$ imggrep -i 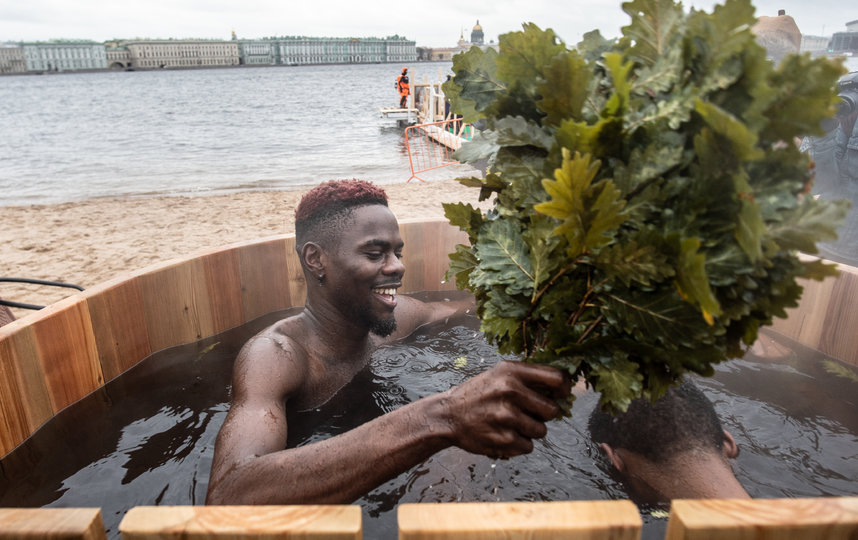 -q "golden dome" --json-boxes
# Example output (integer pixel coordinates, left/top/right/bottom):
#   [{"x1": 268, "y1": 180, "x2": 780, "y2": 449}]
[{"x1": 473, "y1": 20, "x2": 483, "y2": 31}]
